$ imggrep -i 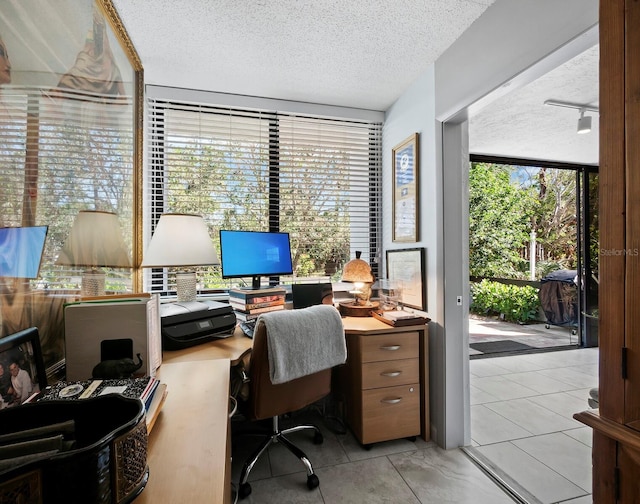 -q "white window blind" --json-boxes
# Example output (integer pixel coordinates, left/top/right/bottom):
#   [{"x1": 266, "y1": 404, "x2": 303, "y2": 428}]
[
  {"x1": 146, "y1": 98, "x2": 382, "y2": 294},
  {"x1": 0, "y1": 87, "x2": 134, "y2": 291}
]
